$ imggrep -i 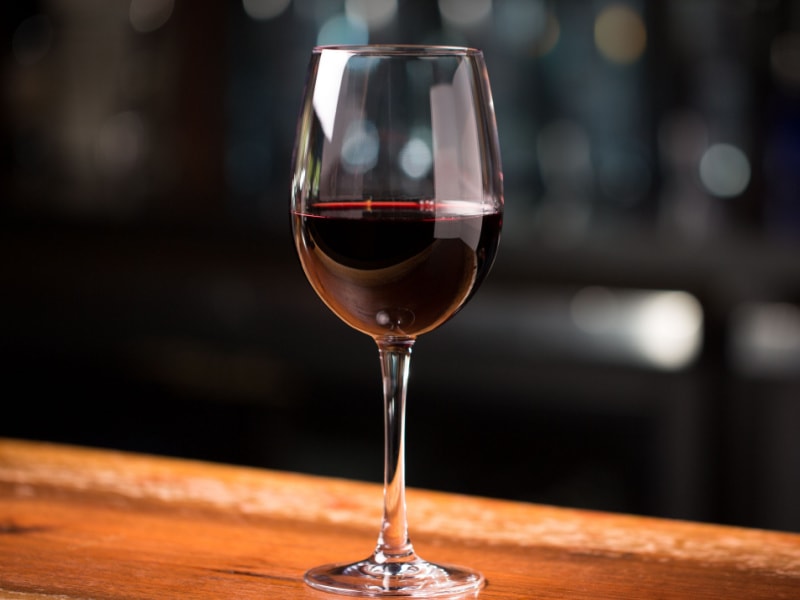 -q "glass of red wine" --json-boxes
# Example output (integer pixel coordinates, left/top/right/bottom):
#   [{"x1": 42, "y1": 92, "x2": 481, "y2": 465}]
[{"x1": 291, "y1": 45, "x2": 503, "y2": 597}]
